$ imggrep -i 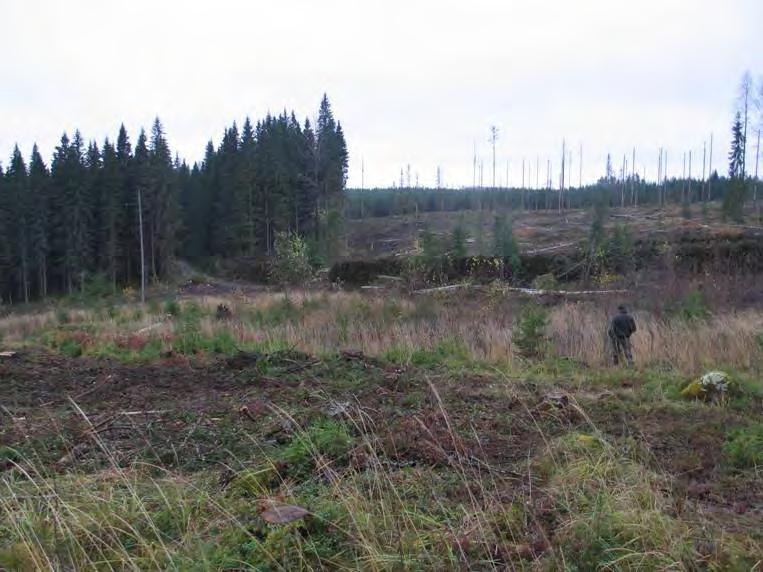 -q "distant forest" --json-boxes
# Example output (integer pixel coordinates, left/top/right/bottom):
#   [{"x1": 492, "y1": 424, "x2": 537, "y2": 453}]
[
  {"x1": 344, "y1": 166, "x2": 763, "y2": 219},
  {"x1": 0, "y1": 95, "x2": 348, "y2": 303},
  {"x1": 344, "y1": 172, "x2": 738, "y2": 219}
]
